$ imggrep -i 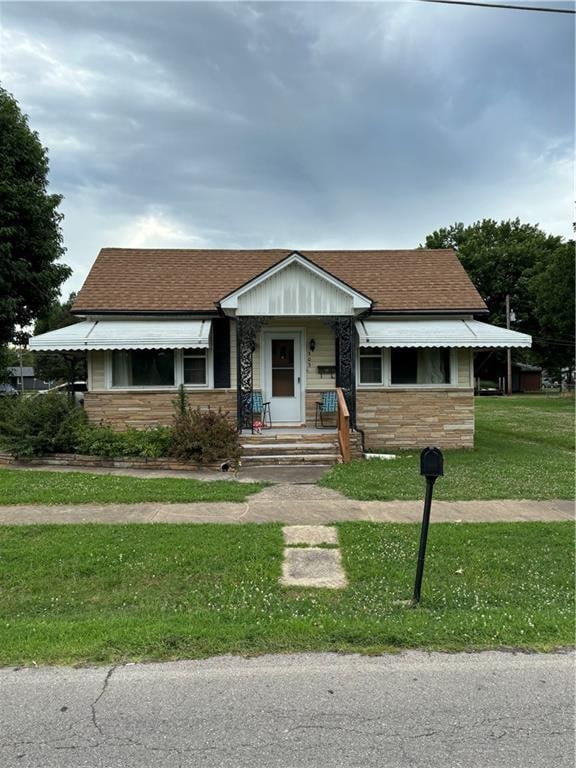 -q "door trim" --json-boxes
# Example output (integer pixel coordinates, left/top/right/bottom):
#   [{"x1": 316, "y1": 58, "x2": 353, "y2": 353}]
[{"x1": 261, "y1": 328, "x2": 306, "y2": 425}]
